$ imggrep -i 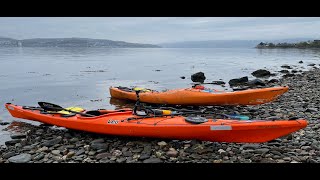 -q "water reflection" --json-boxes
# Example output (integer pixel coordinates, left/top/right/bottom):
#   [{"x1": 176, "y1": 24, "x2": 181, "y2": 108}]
[{"x1": 109, "y1": 97, "x2": 135, "y2": 109}]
